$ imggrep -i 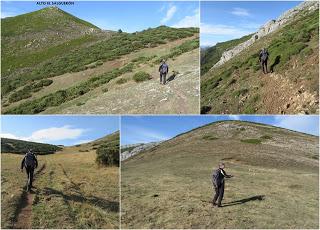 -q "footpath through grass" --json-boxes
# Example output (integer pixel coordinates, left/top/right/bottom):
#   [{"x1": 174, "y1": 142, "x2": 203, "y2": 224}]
[{"x1": 1, "y1": 152, "x2": 119, "y2": 229}]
